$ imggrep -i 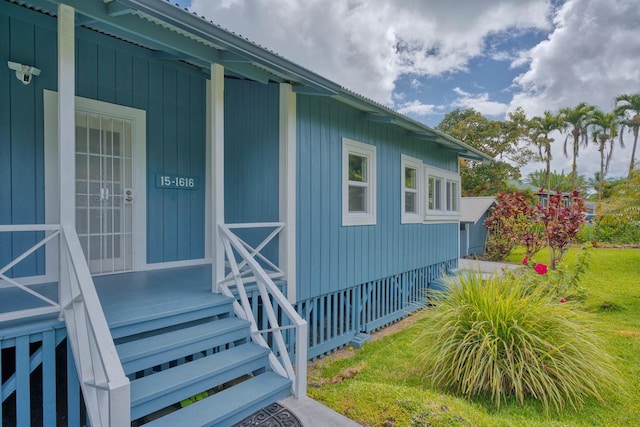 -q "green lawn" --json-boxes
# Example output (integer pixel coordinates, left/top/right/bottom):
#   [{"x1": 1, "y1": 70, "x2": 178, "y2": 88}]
[{"x1": 307, "y1": 248, "x2": 640, "y2": 426}]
